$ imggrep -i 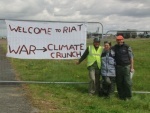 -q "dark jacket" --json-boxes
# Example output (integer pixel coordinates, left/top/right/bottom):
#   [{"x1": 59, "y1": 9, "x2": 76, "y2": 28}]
[{"x1": 113, "y1": 43, "x2": 131, "y2": 66}]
